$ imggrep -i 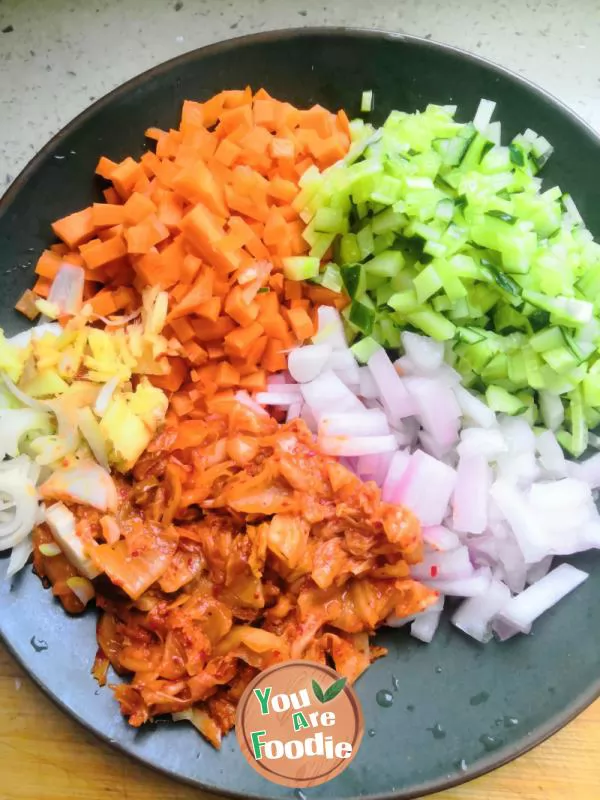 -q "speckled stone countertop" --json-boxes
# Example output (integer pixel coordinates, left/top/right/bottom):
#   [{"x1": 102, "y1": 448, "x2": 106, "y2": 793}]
[{"x1": 0, "y1": 0, "x2": 599, "y2": 193}]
